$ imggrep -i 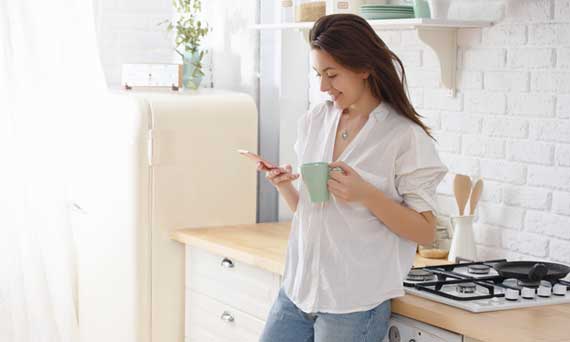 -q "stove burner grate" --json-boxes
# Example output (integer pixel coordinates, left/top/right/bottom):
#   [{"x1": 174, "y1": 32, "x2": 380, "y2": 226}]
[
  {"x1": 406, "y1": 269, "x2": 435, "y2": 282},
  {"x1": 468, "y1": 264, "x2": 491, "y2": 275}
]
